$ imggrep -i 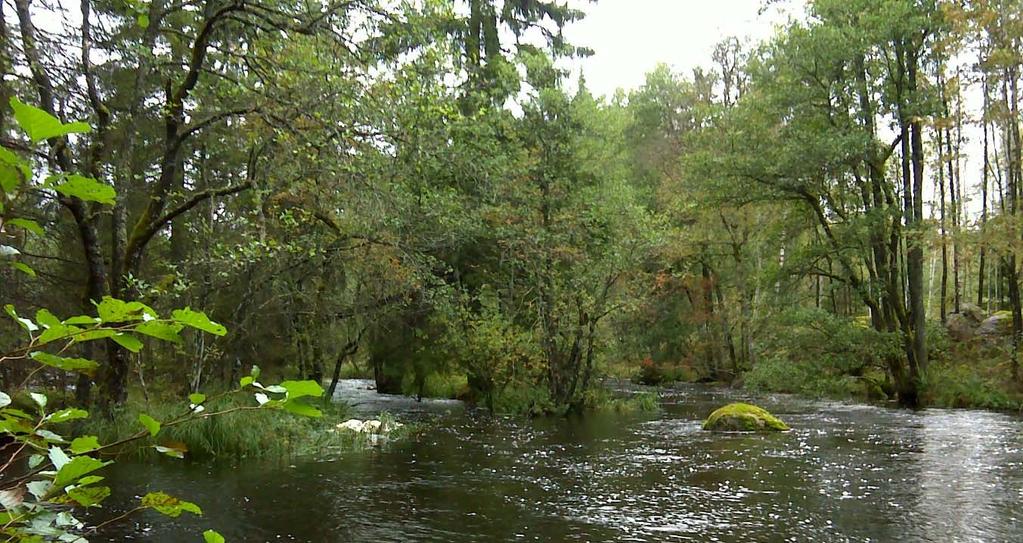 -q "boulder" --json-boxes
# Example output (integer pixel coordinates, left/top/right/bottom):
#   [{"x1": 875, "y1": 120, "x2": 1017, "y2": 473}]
[
  {"x1": 945, "y1": 303, "x2": 987, "y2": 342},
  {"x1": 945, "y1": 312, "x2": 978, "y2": 341},
  {"x1": 959, "y1": 303, "x2": 986, "y2": 323},
  {"x1": 977, "y1": 311, "x2": 1013, "y2": 338},
  {"x1": 702, "y1": 402, "x2": 789, "y2": 432}
]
